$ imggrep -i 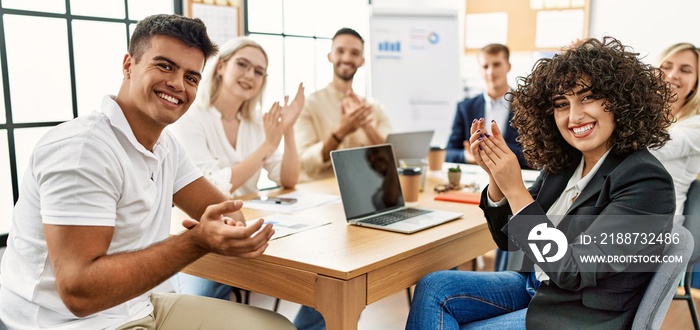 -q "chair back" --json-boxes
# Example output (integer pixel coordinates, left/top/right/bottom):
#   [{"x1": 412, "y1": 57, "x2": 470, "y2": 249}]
[
  {"x1": 683, "y1": 179, "x2": 700, "y2": 264},
  {"x1": 632, "y1": 224, "x2": 693, "y2": 330}
]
